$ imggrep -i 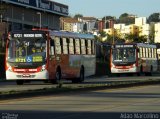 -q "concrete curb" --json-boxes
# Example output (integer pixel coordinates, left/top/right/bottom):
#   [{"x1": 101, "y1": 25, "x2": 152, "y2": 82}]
[{"x1": 0, "y1": 79, "x2": 160, "y2": 100}]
